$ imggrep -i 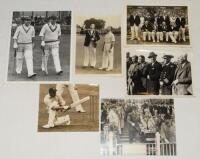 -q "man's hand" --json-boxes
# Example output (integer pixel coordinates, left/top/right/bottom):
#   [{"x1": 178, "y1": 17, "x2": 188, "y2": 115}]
[
  {"x1": 160, "y1": 81, "x2": 164, "y2": 86},
  {"x1": 131, "y1": 123, "x2": 135, "y2": 126},
  {"x1": 41, "y1": 41, "x2": 45, "y2": 47},
  {"x1": 147, "y1": 75, "x2": 150, "y2": 80},
  {"x1": 172, "y1": 79, "x2": 179, "y2": 85},
  {"x1": 13, "y1": 42, "x2": 18, "y2": 49}
]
